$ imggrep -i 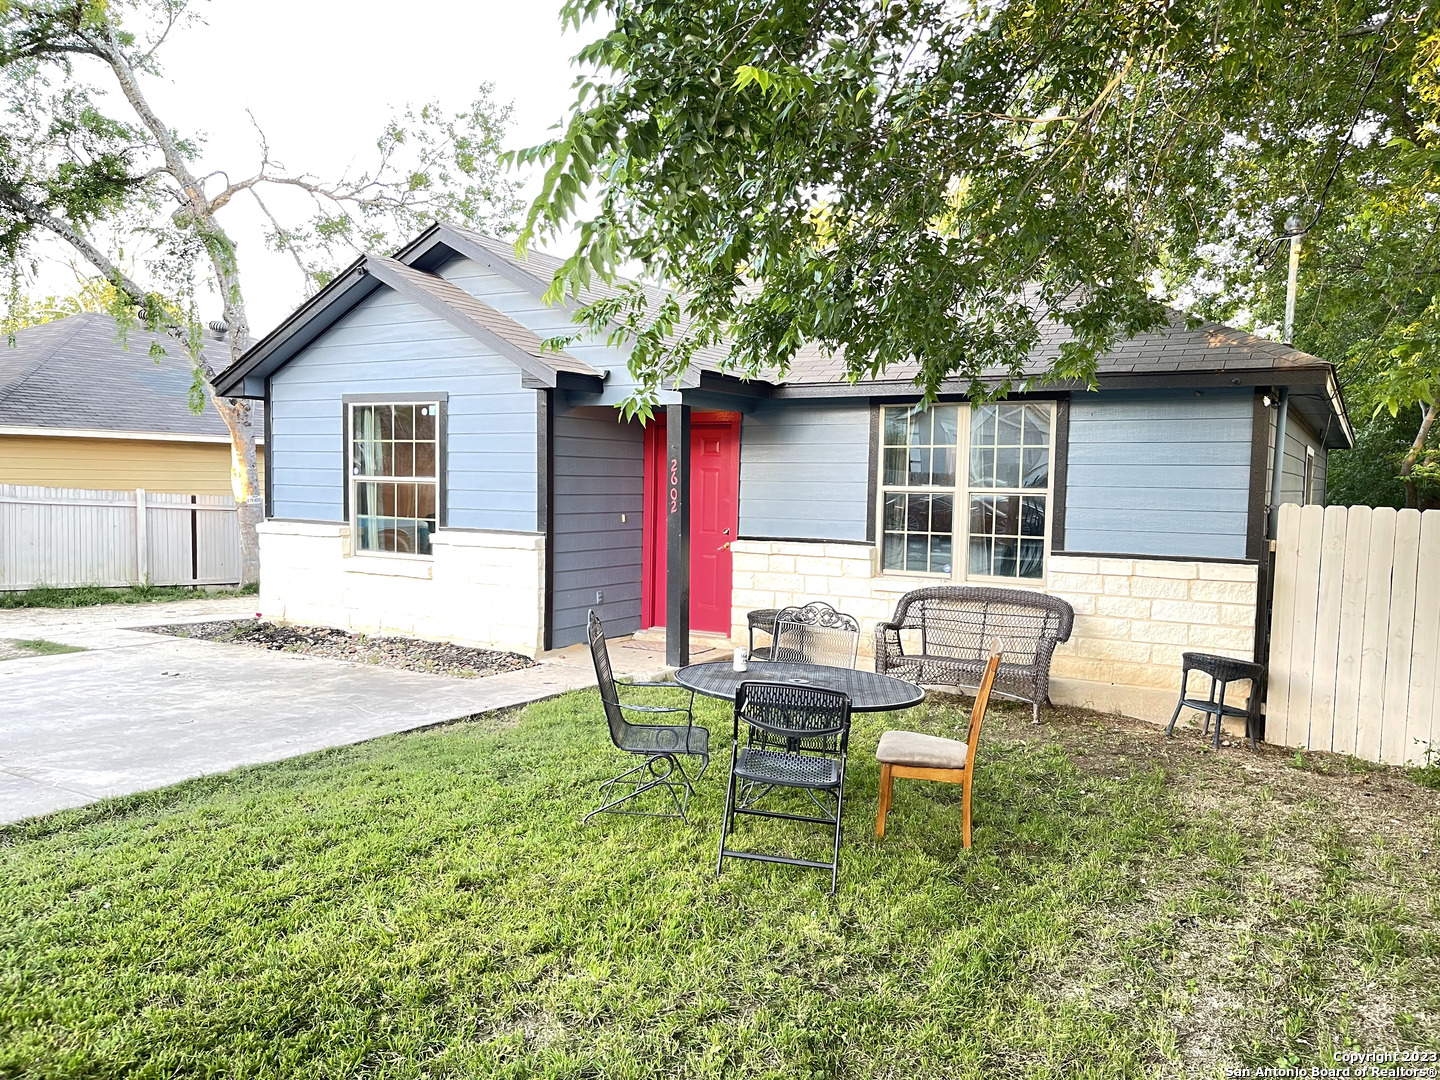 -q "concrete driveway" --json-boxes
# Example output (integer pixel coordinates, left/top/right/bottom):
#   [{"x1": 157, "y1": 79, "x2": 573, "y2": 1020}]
[{"x1": 0, "y1": 598, "x2": 683, "y2": 825}]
